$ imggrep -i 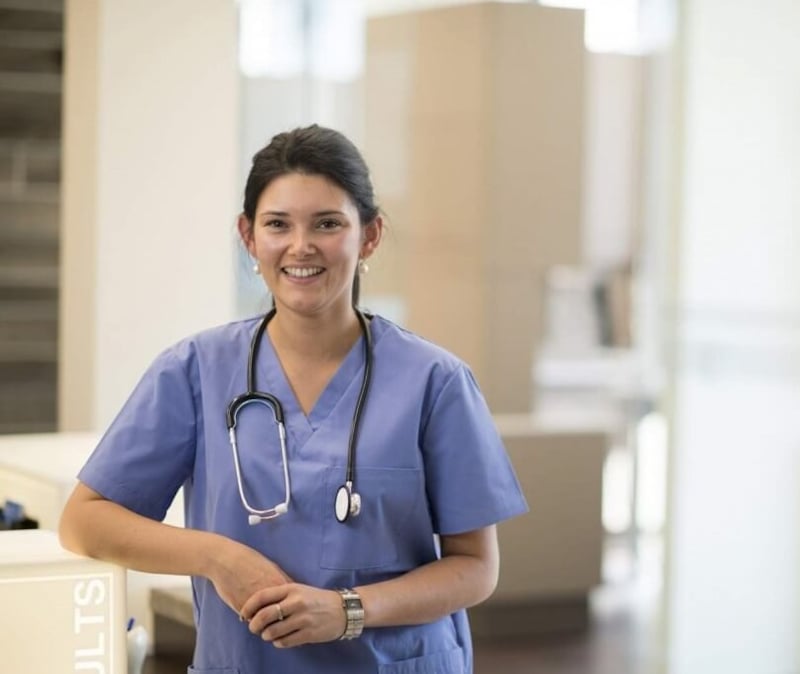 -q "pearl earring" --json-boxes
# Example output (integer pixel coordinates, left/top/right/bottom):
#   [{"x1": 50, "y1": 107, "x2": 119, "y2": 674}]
[
  {"x1": 358, "y1": 259, "x2": 369, "y2": 275},
  {"x1": 253, "y1": 262, "x2": 260, "y2": 274}
]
